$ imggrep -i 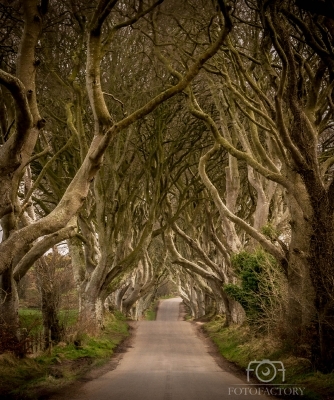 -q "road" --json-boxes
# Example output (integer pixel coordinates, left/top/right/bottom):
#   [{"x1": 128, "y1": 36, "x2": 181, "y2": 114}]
[{"x1": 65, "y1": 298, "x2": 270, "y2": 400}]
